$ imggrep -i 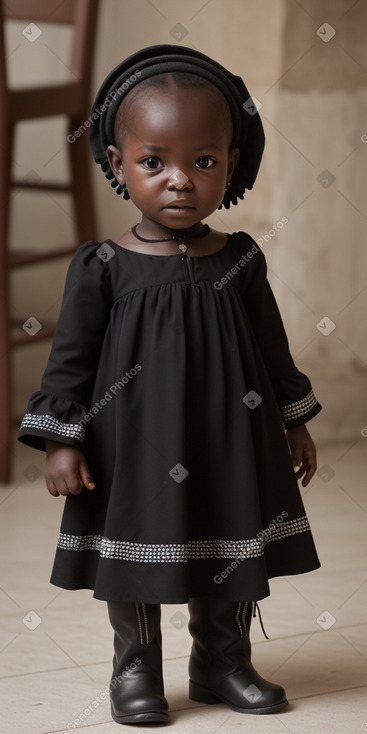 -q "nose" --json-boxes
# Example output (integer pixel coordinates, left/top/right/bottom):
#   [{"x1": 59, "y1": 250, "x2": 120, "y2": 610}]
[{"x1": 168, "y1": 169, "x2": 191, "y2": 189}]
